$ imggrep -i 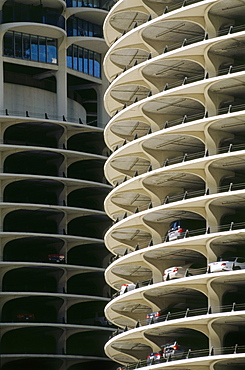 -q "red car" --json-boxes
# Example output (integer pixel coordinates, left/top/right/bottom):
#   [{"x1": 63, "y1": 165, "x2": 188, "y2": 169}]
[
  {"x1": 16, "y1": 312, "x2": 35, "y2": 321},
  {"x1": 48, "y1": 254, "x2": 65, "y2": 263}
]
